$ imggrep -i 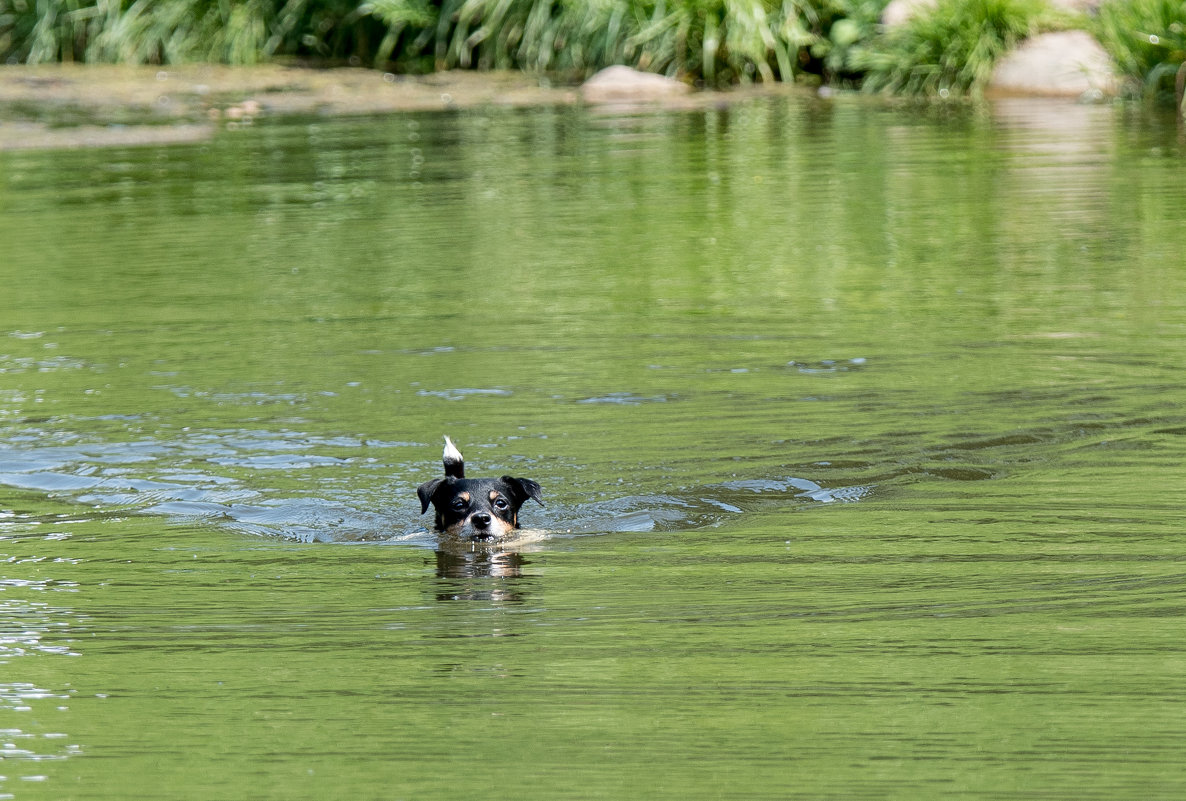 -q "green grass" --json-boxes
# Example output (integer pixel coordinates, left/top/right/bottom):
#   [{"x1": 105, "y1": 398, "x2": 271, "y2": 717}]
[
  {"x1": 0, "y1": 0, "x2": 887, "y2": 85},
  {"x1": 1094, "y1": 0, "x2": 1186, "y2": 105},
  {"x1": 3, "y1": 0, "x2": 385, "y2": 66},
  {"x1": 367, "y1": 0, "x2": 884, "y2": 82}
]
